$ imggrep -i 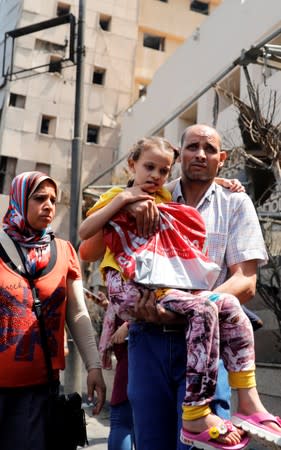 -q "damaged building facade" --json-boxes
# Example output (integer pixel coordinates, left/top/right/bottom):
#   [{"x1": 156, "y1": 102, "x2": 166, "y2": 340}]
[{"x1": 0, "y1": 0, "x2": 221, "y2": 233}]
